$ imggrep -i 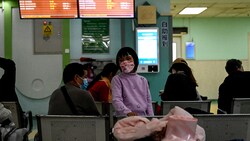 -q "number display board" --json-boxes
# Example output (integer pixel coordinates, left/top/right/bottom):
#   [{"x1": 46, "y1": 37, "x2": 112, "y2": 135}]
[{"x1": 19, "y1": 0, "x2": 78, "y2": 19}]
